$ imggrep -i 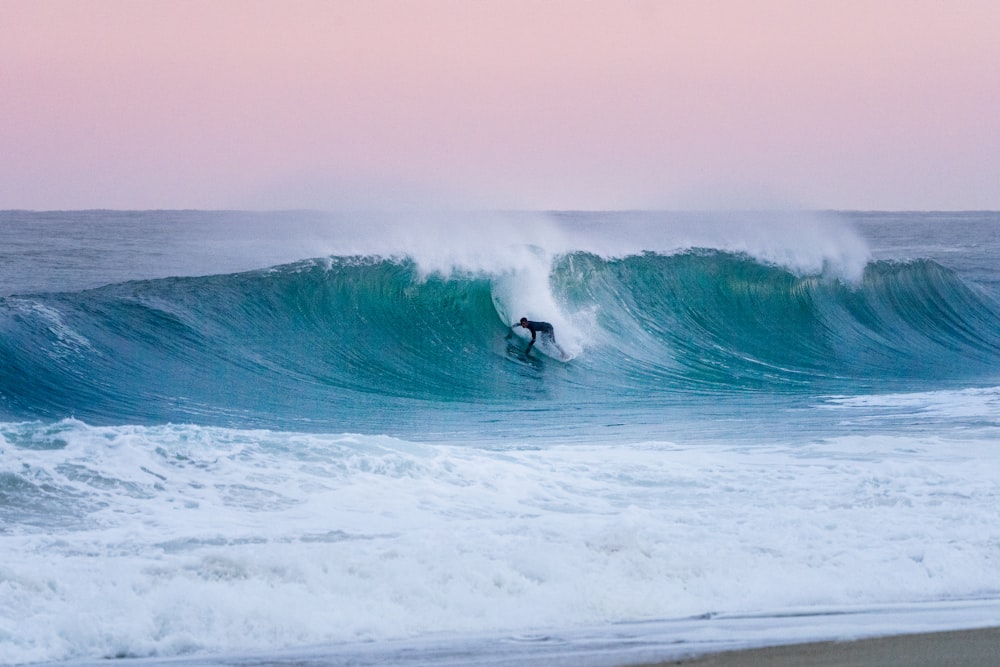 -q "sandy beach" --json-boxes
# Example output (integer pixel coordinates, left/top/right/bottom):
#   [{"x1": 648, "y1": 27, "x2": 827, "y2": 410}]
[{"x1": 645, "y1": 626, "x2": 1000, "y2": 666}]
